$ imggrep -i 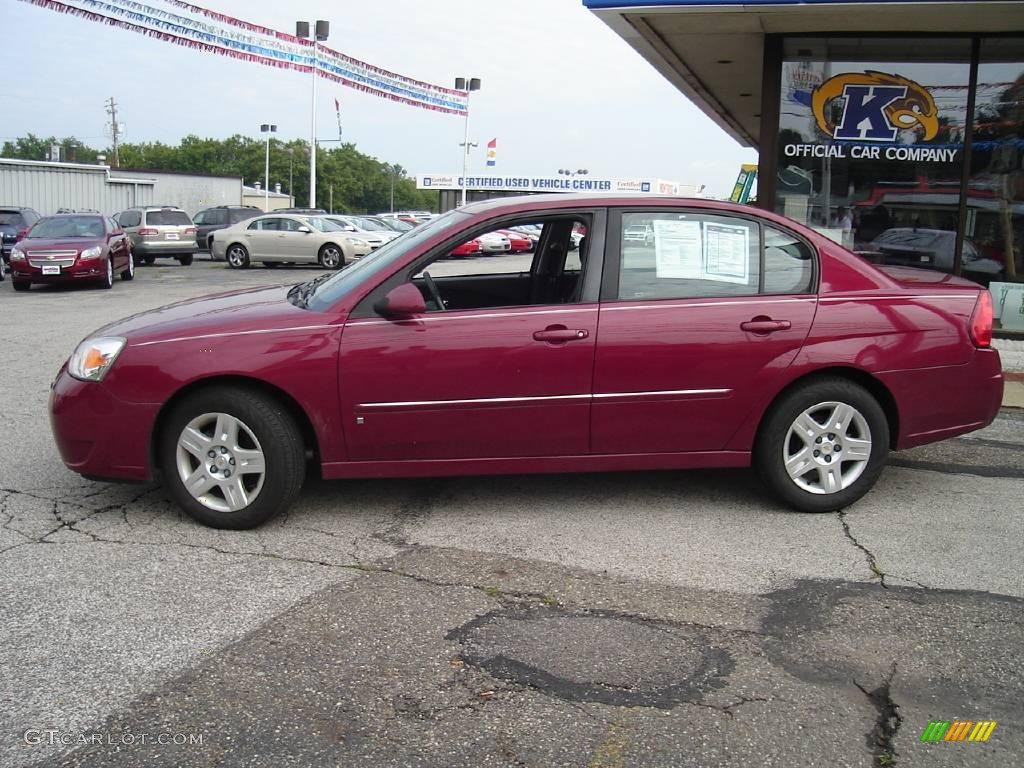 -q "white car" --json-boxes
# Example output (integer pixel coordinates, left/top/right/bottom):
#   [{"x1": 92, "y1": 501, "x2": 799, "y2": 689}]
[
  {"x1": 210, "y1": 213, "x2": 365, "y2": 269},
  {"x1": 324, "y1": 216, "x2": 400, "y2": 250},
  {"x1": 477, "y1": 231, "x2": 511, "y2": 254}
]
